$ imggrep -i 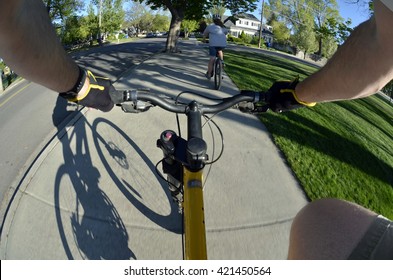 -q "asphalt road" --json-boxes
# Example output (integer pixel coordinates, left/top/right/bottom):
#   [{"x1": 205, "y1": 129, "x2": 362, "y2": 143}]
[{"x1": 0, "y1": 38, "x2": 166, "y2": 219}]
